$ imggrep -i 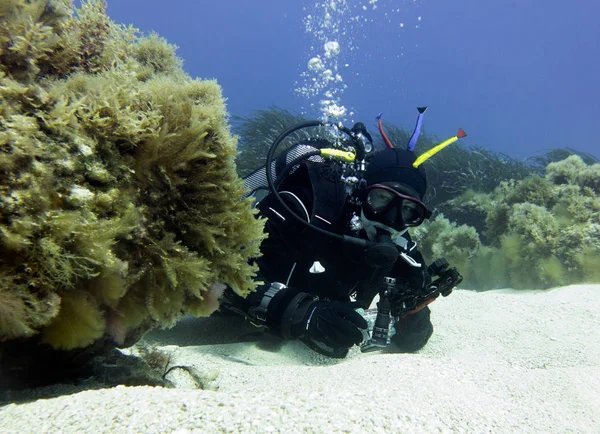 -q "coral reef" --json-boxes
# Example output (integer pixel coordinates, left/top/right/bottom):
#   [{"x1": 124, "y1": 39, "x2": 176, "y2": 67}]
[
  {"x1": 415, "y1": 155, "x2": 600, "y2": 289},
  {"x1": 0, "y1": 0, "x2": 265, "y2": 351}
]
